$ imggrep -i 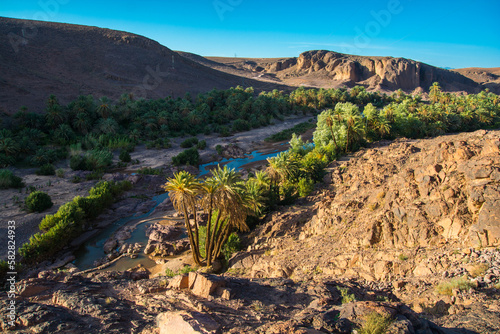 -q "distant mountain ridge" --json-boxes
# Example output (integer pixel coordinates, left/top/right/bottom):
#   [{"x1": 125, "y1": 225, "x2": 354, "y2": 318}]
[
  {"x1": 0, "y1": 17, "x2": 286, "y2": 114},
  {"x1": 0, "y1": 17, "x2": 497, "y2": 114},
  {"x1": 203, "y1": 50, "x2": 493, "y2": 94}
]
